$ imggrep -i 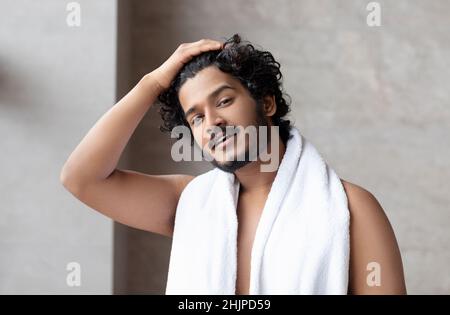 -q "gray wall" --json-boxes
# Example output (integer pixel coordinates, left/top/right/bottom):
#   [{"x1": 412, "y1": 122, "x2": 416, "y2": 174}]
[
  {"x1": 0, "y1": 0, "x2": 115, "y2": 293},
  {"x1": 116, "y1": 0, "x2": 450, "y2": 294}
]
